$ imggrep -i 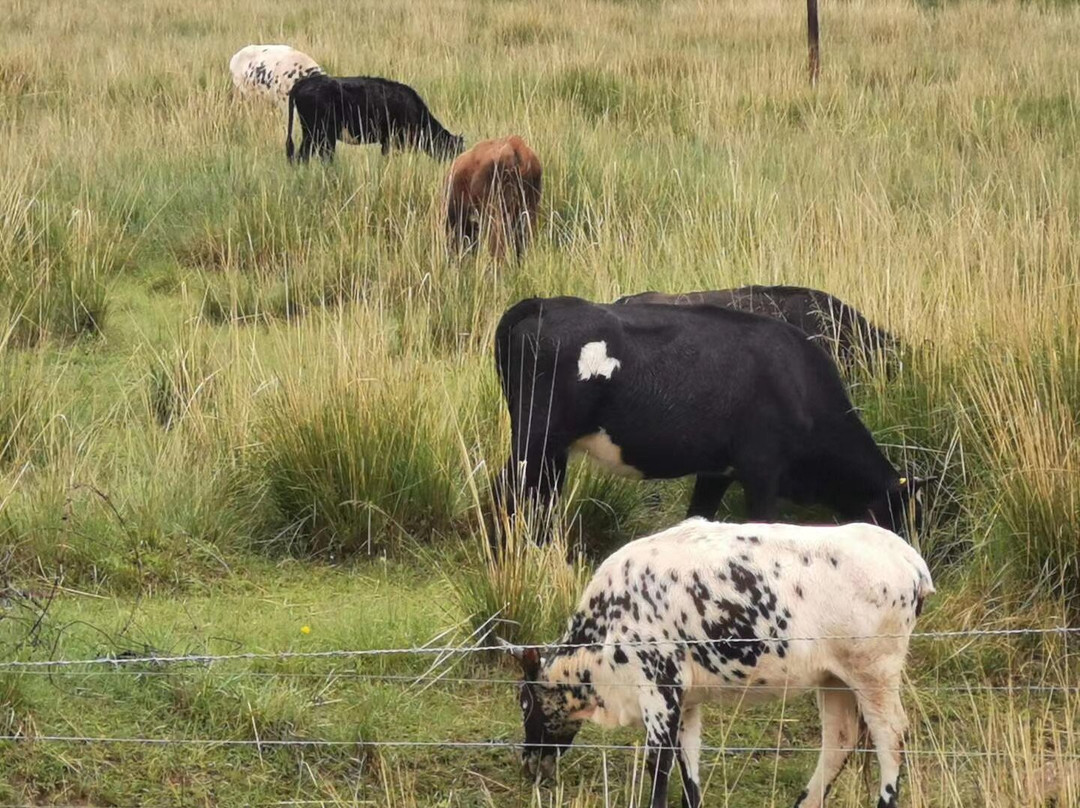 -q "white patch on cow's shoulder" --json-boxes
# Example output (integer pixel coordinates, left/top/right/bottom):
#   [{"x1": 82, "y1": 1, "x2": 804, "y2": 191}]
[
  {"x1": 572, "y1": 429, "x2": 643, "y2": 479},
  {"x1": 577, "y1": 341, "x2": 621, "y2": 380}
]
